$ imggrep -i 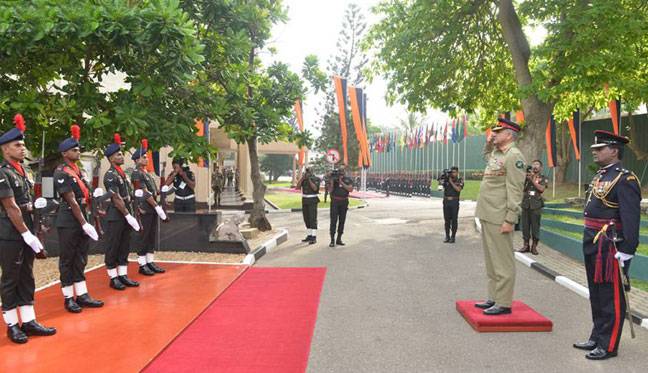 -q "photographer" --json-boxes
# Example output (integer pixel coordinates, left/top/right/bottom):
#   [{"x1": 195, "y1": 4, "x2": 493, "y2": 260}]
[
  {"x1": 517, "y1": 160, "x2": 548, "y2": 255},
  {"x1": 164, "y1": 157, "x2": 196, "y2": 212},
  {"x1": 296, "y1": 167, "x2": 321, "y2": 244},
  {"x1": 438, "y1": 166, "x2": 464, "y2": 243},
  {"x1": 328, "y1": 166, "x2": 354, "y2": 247}
]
